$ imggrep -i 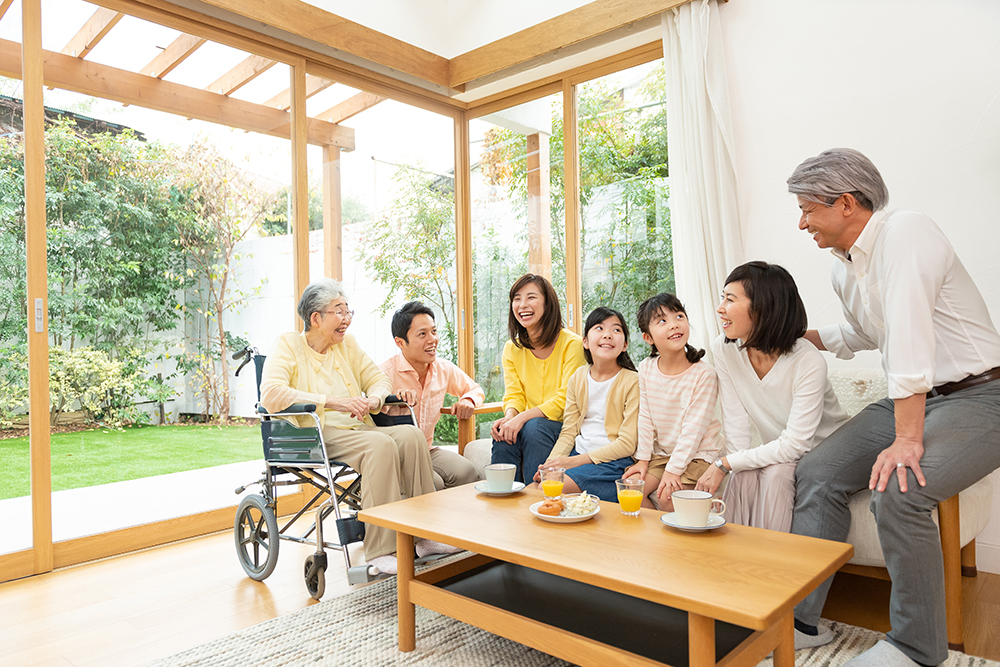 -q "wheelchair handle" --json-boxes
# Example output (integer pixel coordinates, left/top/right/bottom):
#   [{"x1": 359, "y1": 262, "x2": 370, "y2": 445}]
[{"x1": 232, "y1": 345, "x2": 258, "y2": 377}]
